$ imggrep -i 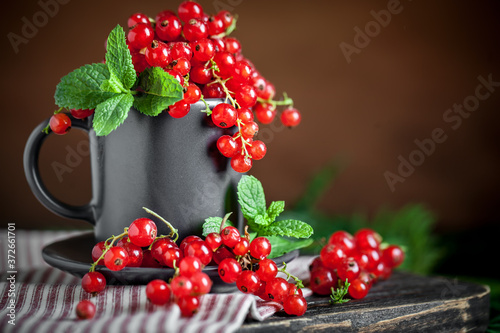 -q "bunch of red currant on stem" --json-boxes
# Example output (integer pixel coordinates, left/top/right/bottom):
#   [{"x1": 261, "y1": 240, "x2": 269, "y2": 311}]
[
  {"x1": 309, "y1": 228, "x2": 404, "y2": 301},
  {"x1": 49, "y1": 1, "x2": 302, "y2": 174},
  {"x1": 78, "y1": 208, "x2": 307, "y2": 319}
]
